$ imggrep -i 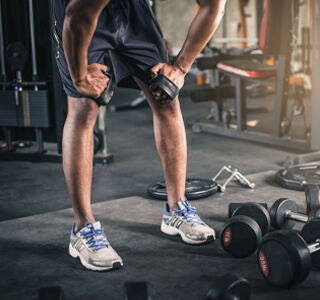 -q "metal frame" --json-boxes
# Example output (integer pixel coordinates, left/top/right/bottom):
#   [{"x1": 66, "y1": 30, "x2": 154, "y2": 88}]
[{"x1": 192, "y1": 0, "x2": 314, "y2": 151}]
